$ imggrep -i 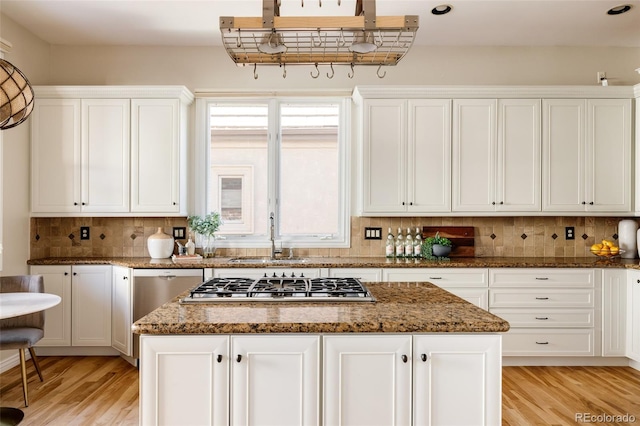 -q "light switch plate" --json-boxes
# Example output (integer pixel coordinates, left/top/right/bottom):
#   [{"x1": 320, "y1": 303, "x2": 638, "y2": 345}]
[{"x1": 365, "y1": 227, "x2": 382, "y2": 240}]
